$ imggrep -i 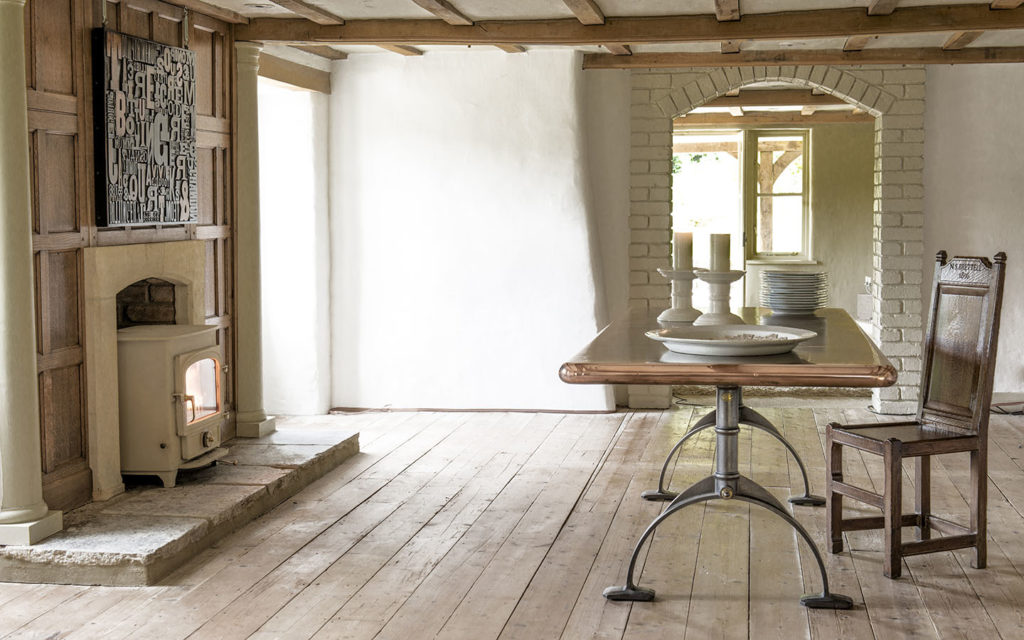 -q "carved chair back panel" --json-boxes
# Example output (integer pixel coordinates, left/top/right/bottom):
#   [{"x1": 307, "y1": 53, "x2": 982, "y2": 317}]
[{"x1": 919, "y1": 253, "x2": 1006, "y2": 434}]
